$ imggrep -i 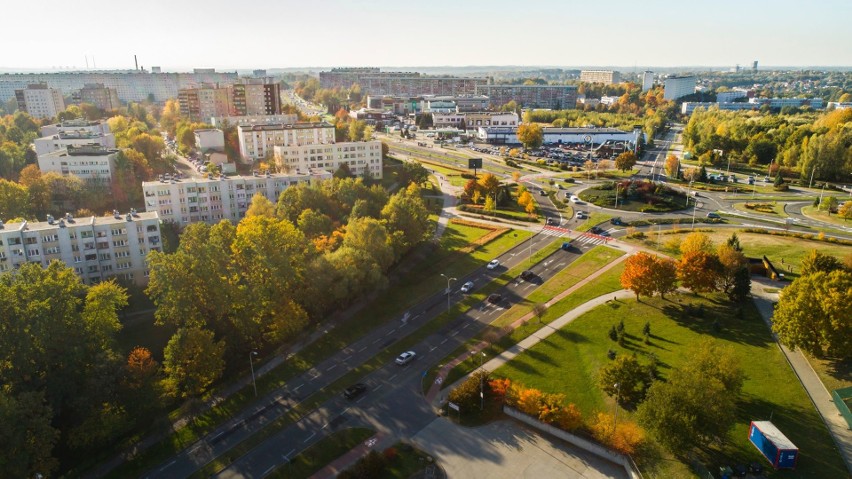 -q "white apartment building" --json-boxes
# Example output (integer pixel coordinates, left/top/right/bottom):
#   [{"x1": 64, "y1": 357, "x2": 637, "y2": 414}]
[
  {"x1": 663, "y1": 76, "x2": 697, "y2": 100},
  {"x1": 34, "y1": 130, "x2": 116, "y2": 156},
  {"x1": 716, "y1": 89, "x2": 749, "y2": 102},
  {"x1": 194, "y1": 129, "x2": 225, "y2": 152},
  {"x1": 828, "y1": 102, "x2": 852, "y2": 110},
  {"x1": 274, "y1": 142, "x2": 383, "y2": 179},
  {"x1": 600, "y1": 96, "x2": 620, "y2": 106},
  {"x1": 15, "y1": 84, "x2": 65, "y2": 119},
  {"x1": 37, "y1": 144, "x2": 116, "y2": 184},
  {"x1": 641, "y1": 71, "x2": 654, "y2": 92},
  {"x1": 142, "y1": 170, "x2": 332, "y2": 227},
  {"x1": 0, "y1": 211, "x2": 161, "y2": 286},
  {"x1": 580, "y1": 70, "x2": 621, "y2": 85},
  {"x1": 748, "y1": 97, "x2": 824, "y2": 109},
  {"x1": 237, "y1": 122, "x2": 335, "y2": 162},
  {"x1": 431, "y1": 111, "x2": 518, "y2": 129},
  {"x1": 210, "y1": 114, "x2": 299, "y2": 128},
  {"x1": 40, "y1": 119, "x2": 111, "y2": 137},
  {"x1": 577, "y1": 97, "x2": 600, "y2": 107}
]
